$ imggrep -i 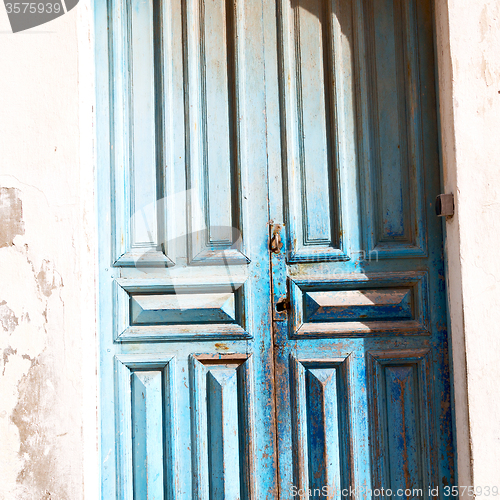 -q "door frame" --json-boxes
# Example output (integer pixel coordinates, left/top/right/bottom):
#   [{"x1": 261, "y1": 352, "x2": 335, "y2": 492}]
[
  {"x1": 85, "y1": 0, "x2": 472, "y2": 496},
  {"x1": 432, "y1": 0, "x2": 472, "y2": 490}
]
